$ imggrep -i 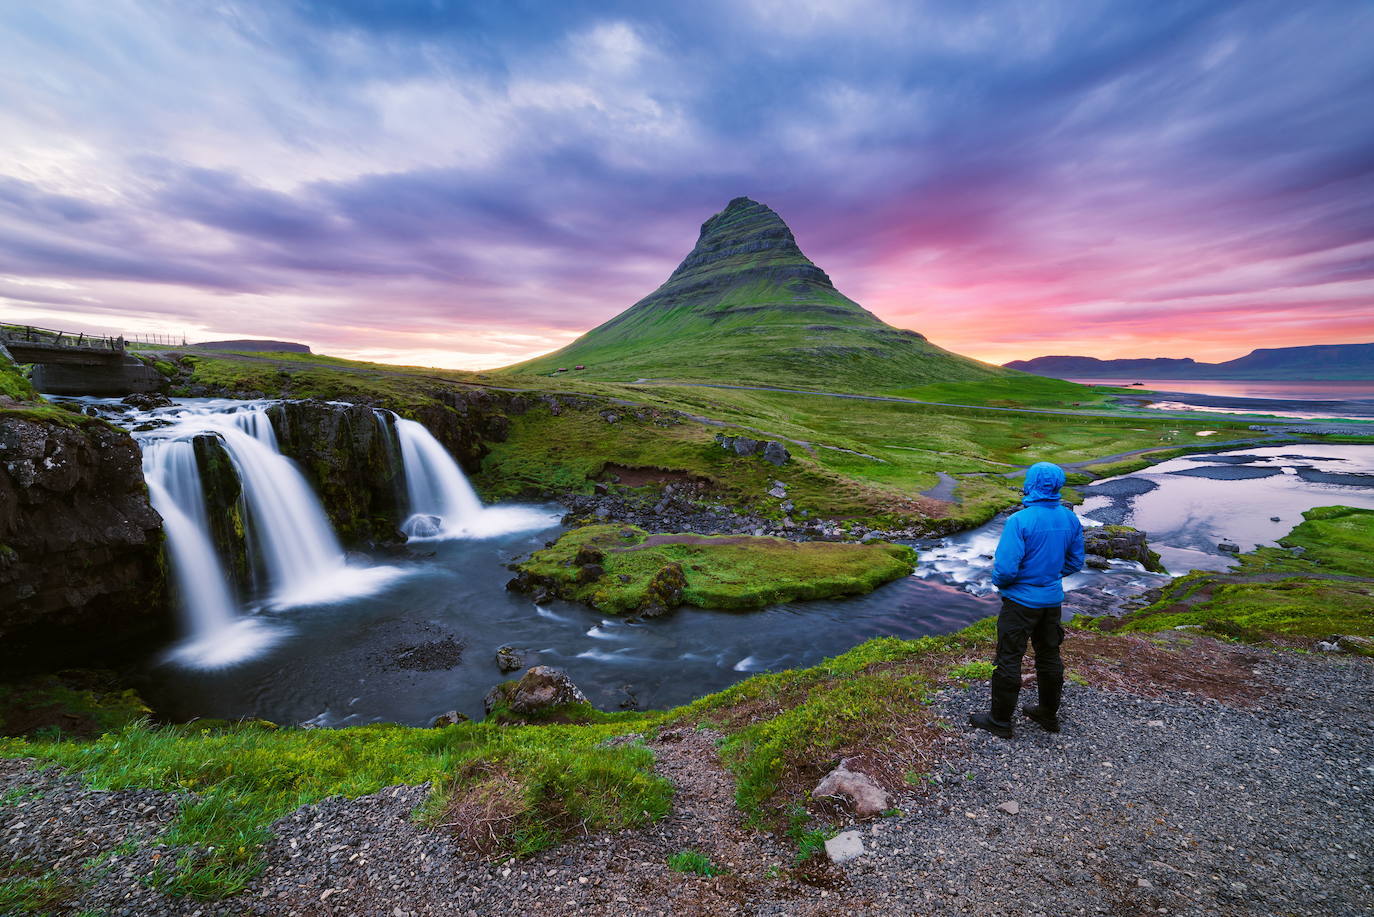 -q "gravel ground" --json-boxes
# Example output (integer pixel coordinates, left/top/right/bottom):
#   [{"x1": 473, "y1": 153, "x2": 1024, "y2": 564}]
[{"x1": 2, "y1": 647, "x2": 1370, "y2": 916}]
